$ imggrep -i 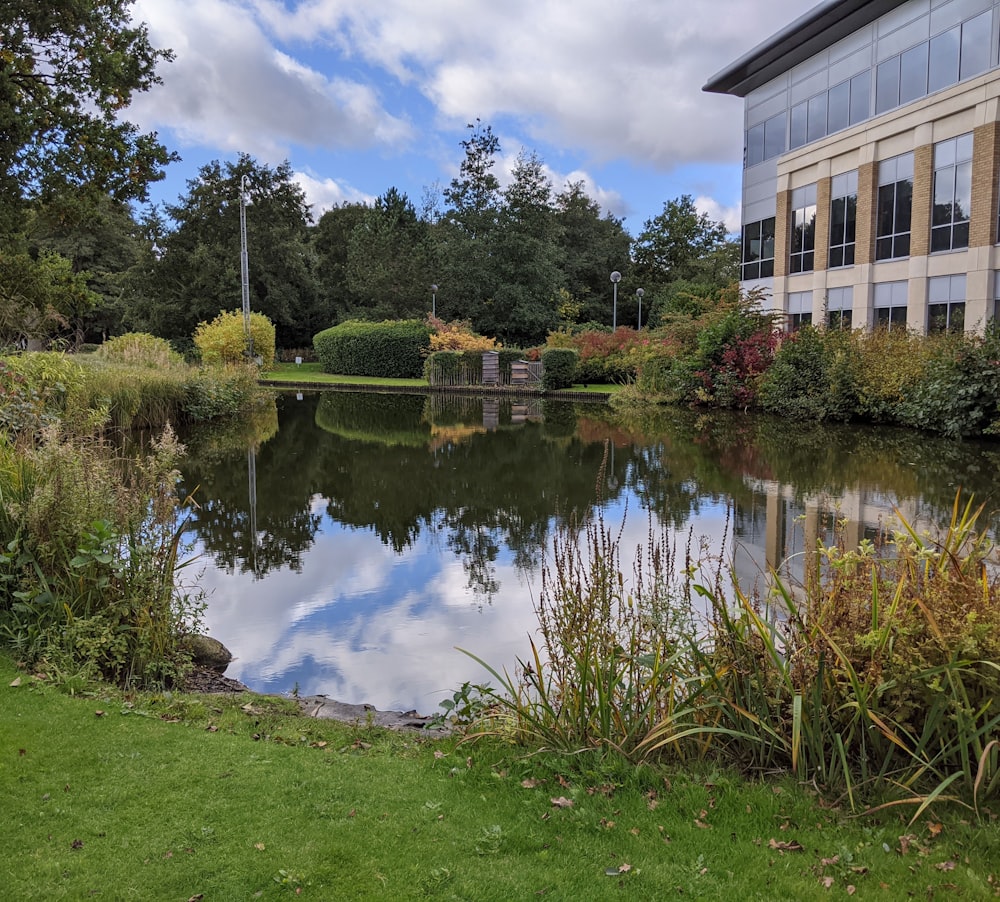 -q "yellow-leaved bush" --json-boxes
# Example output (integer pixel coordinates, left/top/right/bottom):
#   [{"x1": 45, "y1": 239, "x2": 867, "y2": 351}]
[
  {"x1": 193, "y1": 310, "x2": 276, "y2": 369},
  {"x1": 426, "y1": 314, "x2": 499, "y2": 352}
]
